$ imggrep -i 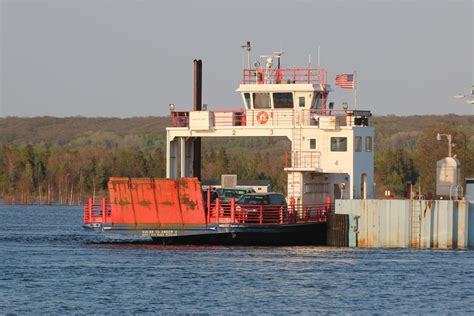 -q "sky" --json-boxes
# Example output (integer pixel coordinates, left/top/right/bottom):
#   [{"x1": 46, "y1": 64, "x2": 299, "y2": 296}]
[{"x1": 0, "y1": 0, "x2": 472, "y2": 117}]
